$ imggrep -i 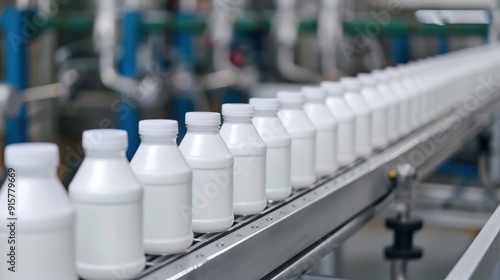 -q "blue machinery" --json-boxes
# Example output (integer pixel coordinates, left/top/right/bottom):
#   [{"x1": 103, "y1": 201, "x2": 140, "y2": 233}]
[
  {"x1": 3, "y1": 6, "x2": 30, "y2": 144},
  {"x1": 120, "y1": 10, "x2": 141, "y2": 159}
]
